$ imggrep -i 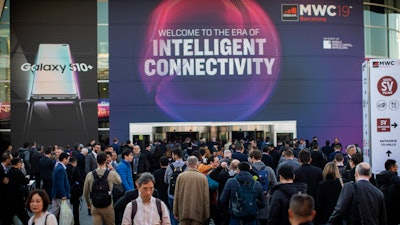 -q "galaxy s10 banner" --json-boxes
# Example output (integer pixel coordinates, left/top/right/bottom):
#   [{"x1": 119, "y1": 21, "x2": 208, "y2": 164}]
[
  {"x1": 110, "y1": 0, "x2": 365, "y2": 145},
  {"x1": 10, "y1": 0, "x2": 98, "y2": 147}
]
